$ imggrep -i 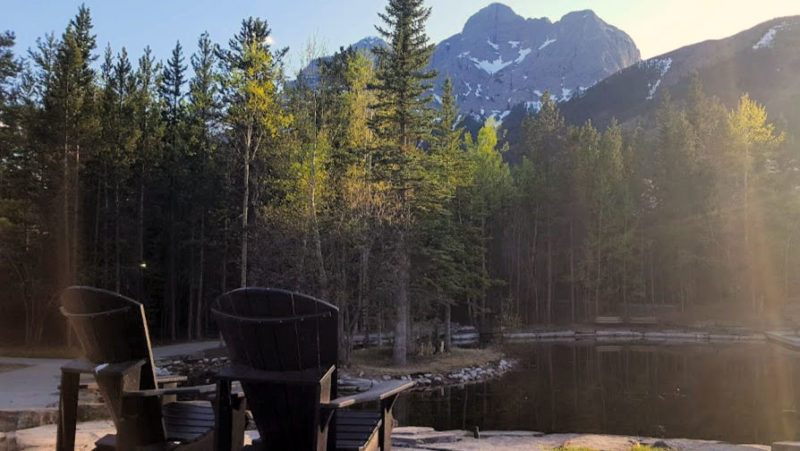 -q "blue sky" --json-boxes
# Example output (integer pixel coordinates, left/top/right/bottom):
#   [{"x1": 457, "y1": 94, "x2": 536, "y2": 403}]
[{"x1": 4, "y1": 0, "x2": 800, "y2": 74}]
